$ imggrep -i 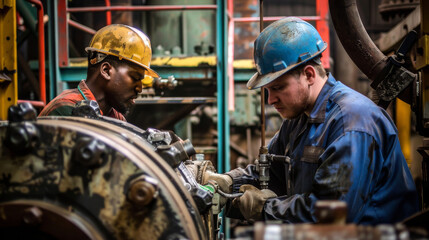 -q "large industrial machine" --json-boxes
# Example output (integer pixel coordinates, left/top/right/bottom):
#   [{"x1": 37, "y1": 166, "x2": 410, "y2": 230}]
[{"x1": 0, "y1": 101, "x2": 224, "y2": 239}]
